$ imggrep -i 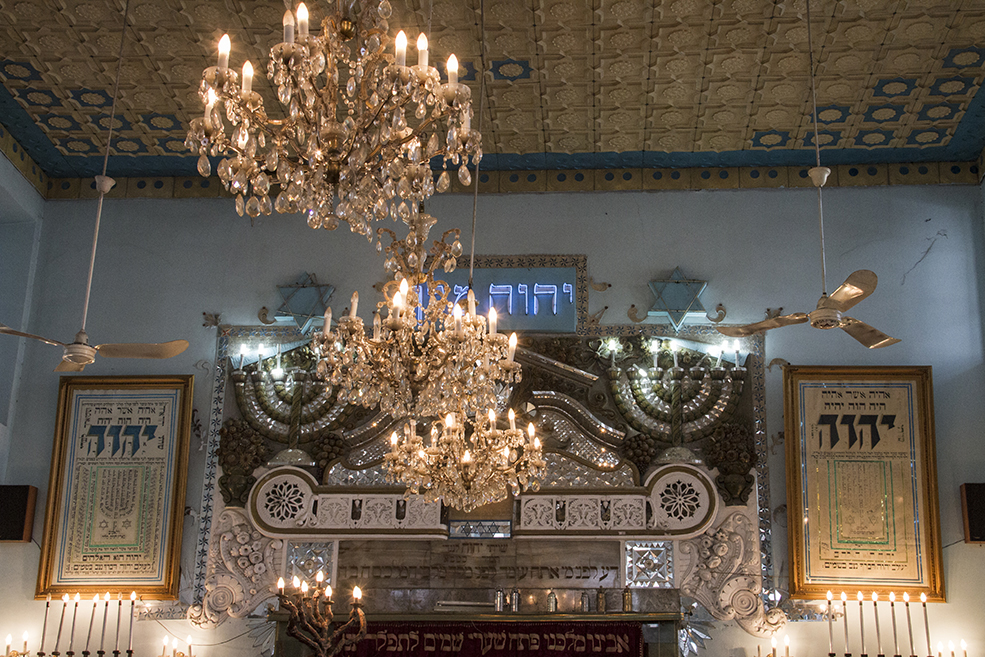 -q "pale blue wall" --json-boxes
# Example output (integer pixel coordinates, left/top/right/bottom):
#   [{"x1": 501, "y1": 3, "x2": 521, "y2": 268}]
[{"x1": 1, "y1": 169, "x2": 983, "y2": 656}]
